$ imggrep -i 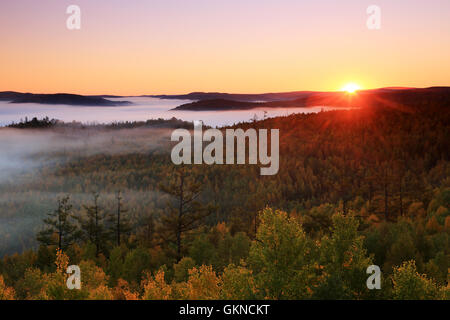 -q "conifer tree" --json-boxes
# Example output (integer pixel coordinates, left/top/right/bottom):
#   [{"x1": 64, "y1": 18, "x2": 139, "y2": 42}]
[
  {"x1": 37, "y1": 196, "x2": 79, "y2": 251},
  {"x1": 78, "y1": 193, "x2": 109, "y2": 257},
  {"x1": 158, "y1": 167, "x2": 214, "y2": 261},
  {"x1": 108, "y1": 190, "x2": 131, "y2": 247}
]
